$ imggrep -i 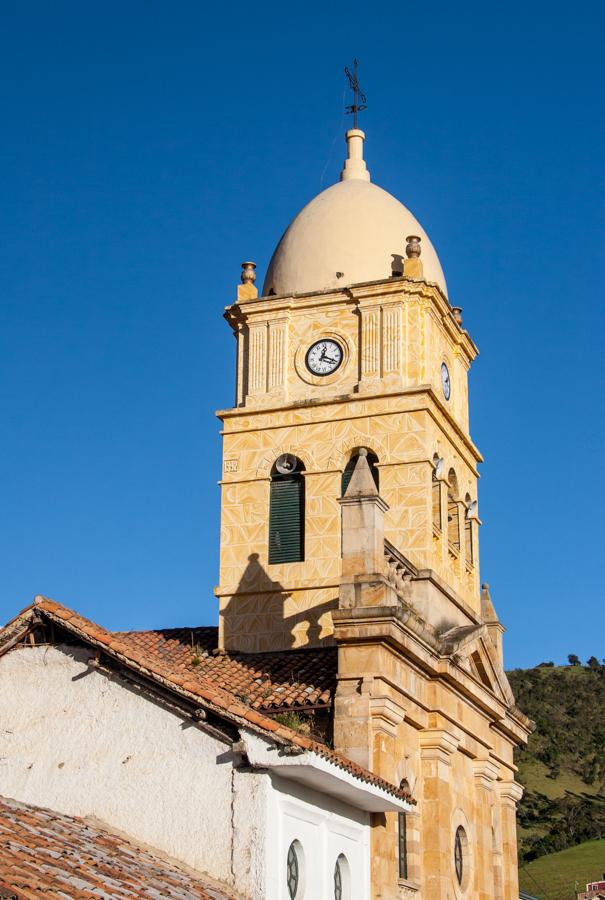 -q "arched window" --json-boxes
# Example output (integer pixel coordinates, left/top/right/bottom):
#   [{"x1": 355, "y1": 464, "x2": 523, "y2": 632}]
[
  {"x1": 269, "y1": 454, "x2": 305, "y2": 564},
  {"x1": 341, "y1": 449, "x2": 379, "y2": 496},
  {"x1": 432, "y1": 454, "x2": 443, "y2": 532},
  {"x1": 447, "y1": 469, "x2": 460, "y2": 553},
  {"x1": 454, "y1": 825, "x2": 469, "y2": 888},
  {"x1": 464, "y1": 493, "x2": 474, "y2": 565},
  {"x1": 398, "y1": 812, "x2": 409, "y2": 880},
  {"x1": 286, "y1": 840, "x2": 305, "y2": 899},
  {"x1": 333, "y1": 853, "x2": 351, "y2": 900}
]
